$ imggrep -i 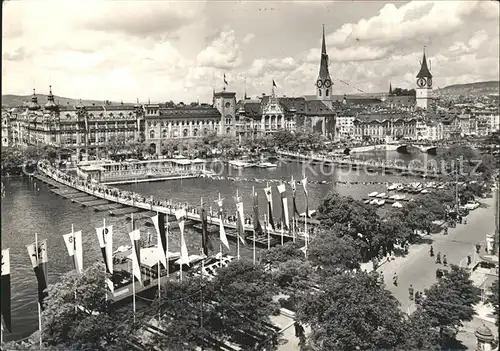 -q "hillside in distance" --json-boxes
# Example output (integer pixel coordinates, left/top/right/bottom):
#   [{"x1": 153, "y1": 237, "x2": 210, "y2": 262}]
[
  {"x1": 1, "y1": 94, "x2": 134, "y2": 108},
  {"x1": 438, "y1": 81, "x2": 499, "y2": 96}
]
